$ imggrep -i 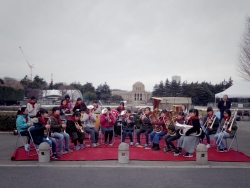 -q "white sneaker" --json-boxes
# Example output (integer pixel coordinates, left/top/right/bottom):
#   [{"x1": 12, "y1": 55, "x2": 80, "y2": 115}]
[
  {"x1": 24, "y1": 144, "x2": 30, "y2": 152},
  {"x1": 206, "y1": 144, "x2": 211, "y2": 149},
  {"x1": 92, "y1": 143, "x2": 98, "y2": 147},
  {"x1": 130, "y1": 142, "x2": 134, "y2": 146}
]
